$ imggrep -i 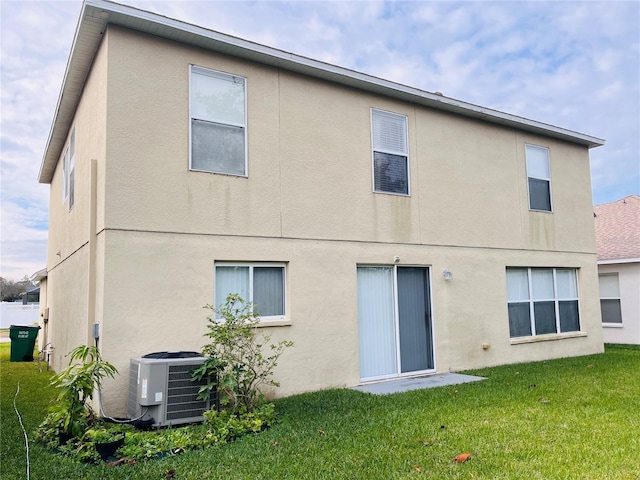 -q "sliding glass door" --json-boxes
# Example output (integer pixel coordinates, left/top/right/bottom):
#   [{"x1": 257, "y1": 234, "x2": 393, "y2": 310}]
[{"x1": 357, "y1": 266, "x2": 434, "y2": 381}]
